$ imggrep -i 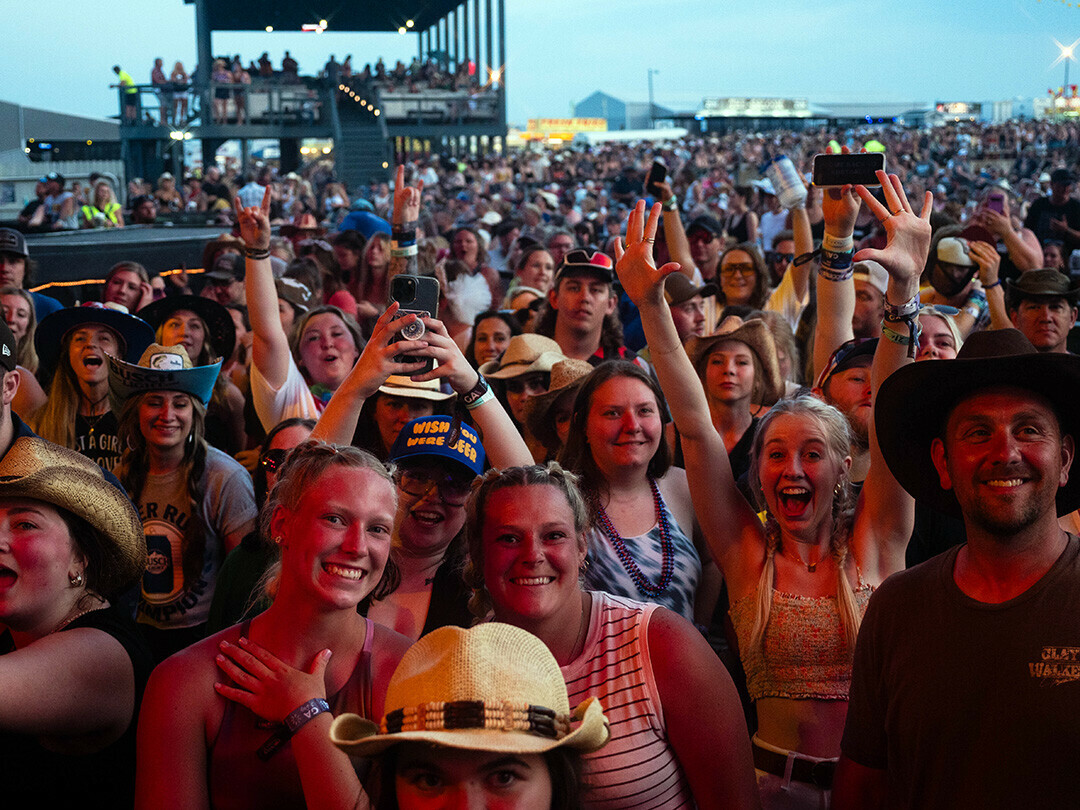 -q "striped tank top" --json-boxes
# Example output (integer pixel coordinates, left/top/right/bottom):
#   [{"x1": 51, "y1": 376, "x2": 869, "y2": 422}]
[{"x1": 561, "y1": 591, "x2": 695, "y2": 809}]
